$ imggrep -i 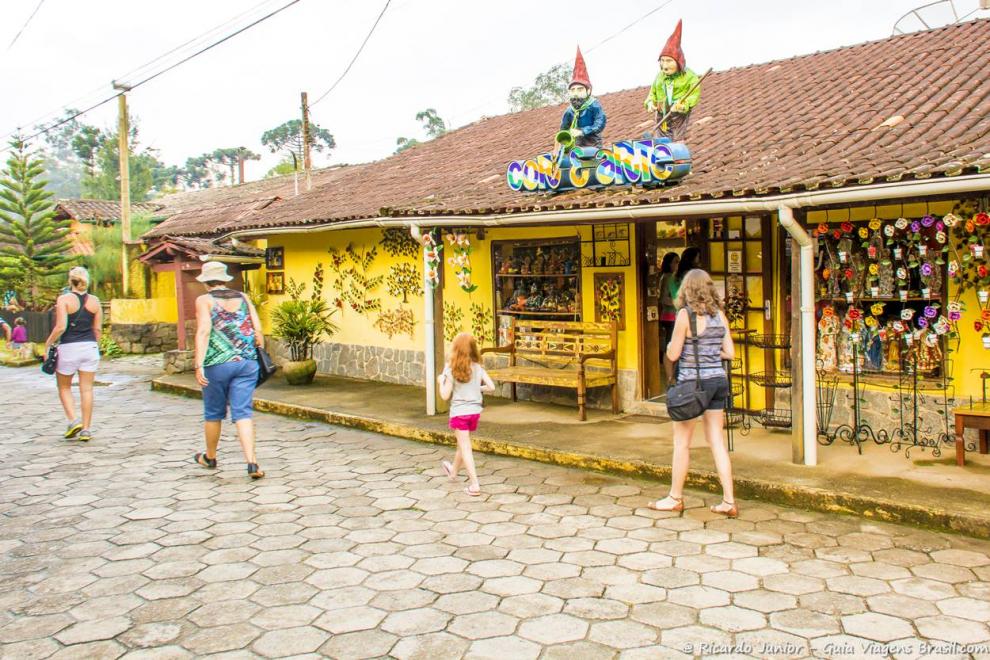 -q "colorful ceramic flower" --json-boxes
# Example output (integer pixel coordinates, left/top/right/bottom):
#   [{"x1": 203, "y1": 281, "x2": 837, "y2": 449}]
[
  {"x1": 967, "y1": 220, "x2": 976, "y2": 233},
  {"x1": 869, "y1": 264, "x2": 879, "y2": 275},
  {"x1": 936, "y1": 221, "x2": 945, "y2": 231},
  {"x1": 921, "y1": 263, "x2": 933, "y2": 277},
  {"x1": 977, "y1": 320, "x2": 985, "y2": 333},
  {"x1": 884, "y1": 224, "x2": 895, "y2": 237},
  {"x1": 921, "y1": 215, "x2": 935, "y2": 228},
  {"x1": 844, "y1": 268, "x2": 854, "y2": 280},
  {"x1": 822, "y1": 268, "x2": 831, "y2": 280},
  {"x1": 977, "y1": 212, "x2": 990, "y2": 226},
  {"x1": 910, "y1": 221, "x2": 922, "y2": 233},
  {"x1": 895, "y1": 218, "x2": 909, "y2": 230},
  {"x1": 841, "y1": 222, "x2": 854, "y2": 234},
  {"x1": 843, "y1": 319, "x2": 853, "y2": 329},
  {"x1": 980, "y1": 265, "x2": 989, "y2": 279},
  {"x1": 896, "y1": 267, "x2": 908, "y2": 280},
  {"x1": 935, "y1": 317, "x2": 951, "y2": 335},
  {"x1": 817, "y1": 223, "x2": 828, "y2": 235},
  {"x1": 870, "y1": 303, "x2": 885, "y2": 316},
  {"x1": 865, "y1": 317, "x2": 878, "y2": 328},
  {"x1": 949, "y1": 309, "x2": 962, "y2": 322},
  {"x1": 893, "y1": 321, "x2": 905, "y2": 333},
  {"x1": 949, "y1": 260, "x2": 960, "y2": 276},
  {"x1": 924, "y1": 306, "x2": 938, "y2": 319},
  {"x1": 917, "y1": 318, "x2": 928, "y2": 328},
  {"x1": 858, "y1": 227, "x2": 869, "y2": 239},
  {"x1": 943, "y1": 213, "x2": 960, "y2": 228},
  {"x1": 983, "y1": 309, "x2": 990, "y2": 321},
  {"x1": 948, "y1": 301, "x2": 962, "y2": 313},
  {"x1": 936, "y1": 231, "x2": 947, "y2": 244},
  {"x1": 832, "y1": 229, "x2": 842, "y2": 239},
  {"x1": 848, "y1": 308, "x2": 862, "y2": 320},
  {"x1": 869, "y1": 219, "x2": 882, "y2": 231},
  {"x1": 901, "y1": 309, "x2": 915, "y2": 321}
]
